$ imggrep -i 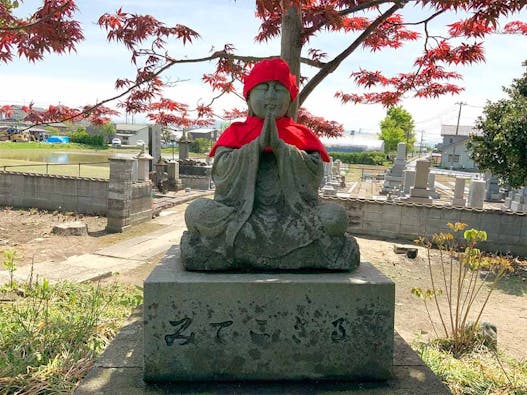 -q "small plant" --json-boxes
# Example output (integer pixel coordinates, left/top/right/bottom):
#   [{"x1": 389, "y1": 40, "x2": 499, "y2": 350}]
[
  {"x1": 413, "y1": 222, "x2": 513, "y2": 355},
  {"x1": 2, "y1": 248, "x2": 19, "y2": 288}
]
